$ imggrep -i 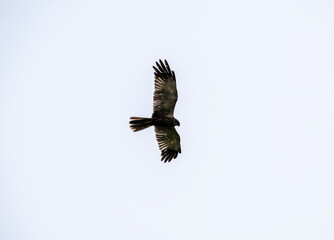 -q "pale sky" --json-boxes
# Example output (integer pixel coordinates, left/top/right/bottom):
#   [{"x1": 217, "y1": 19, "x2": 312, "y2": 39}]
[{"x1": 1, "y1": 0, "x2": 334, "y2": 239}]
